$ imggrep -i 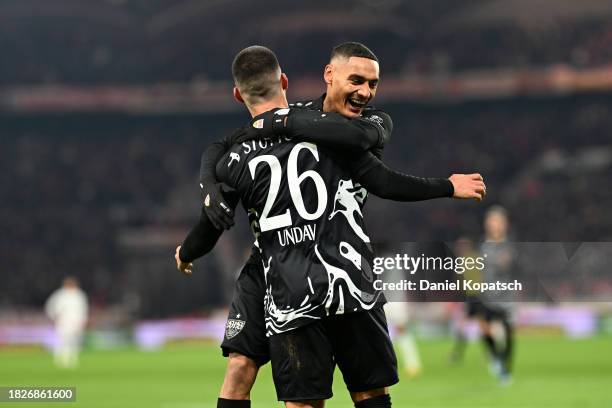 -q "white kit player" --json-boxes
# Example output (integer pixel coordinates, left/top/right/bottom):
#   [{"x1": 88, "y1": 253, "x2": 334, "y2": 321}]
[
  {"x1": 45, "y1": 276, "x2": 88, "y2": 368},
  {"x1": 382, "y1": 244, "x2": 422, "y2": 378}
]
